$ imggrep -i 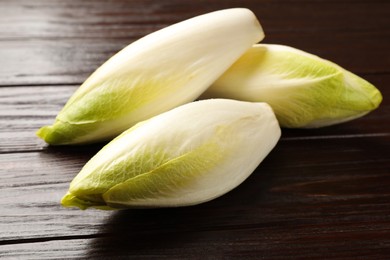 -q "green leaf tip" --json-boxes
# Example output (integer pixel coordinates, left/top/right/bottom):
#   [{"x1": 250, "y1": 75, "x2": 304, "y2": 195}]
[
  {"x1": 343, "y1": 69, "x2": 382, "y2": 110},
  {"x1": 36, "y1": 122, "x2": 80, "y2": 145},
  {"x1": 61, "y1": 192, "x2": 115, "y2": 210},
  {"x1": 36, "y1": 124, "x2": 70, "y2": 145}
]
